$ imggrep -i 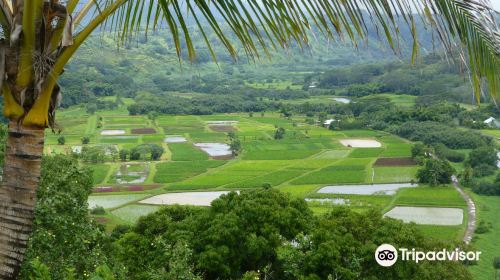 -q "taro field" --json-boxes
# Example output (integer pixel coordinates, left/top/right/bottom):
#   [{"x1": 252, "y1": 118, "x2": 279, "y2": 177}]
[{"x1": 47, "y1": 103, "x2": 467, "y2": 242}]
